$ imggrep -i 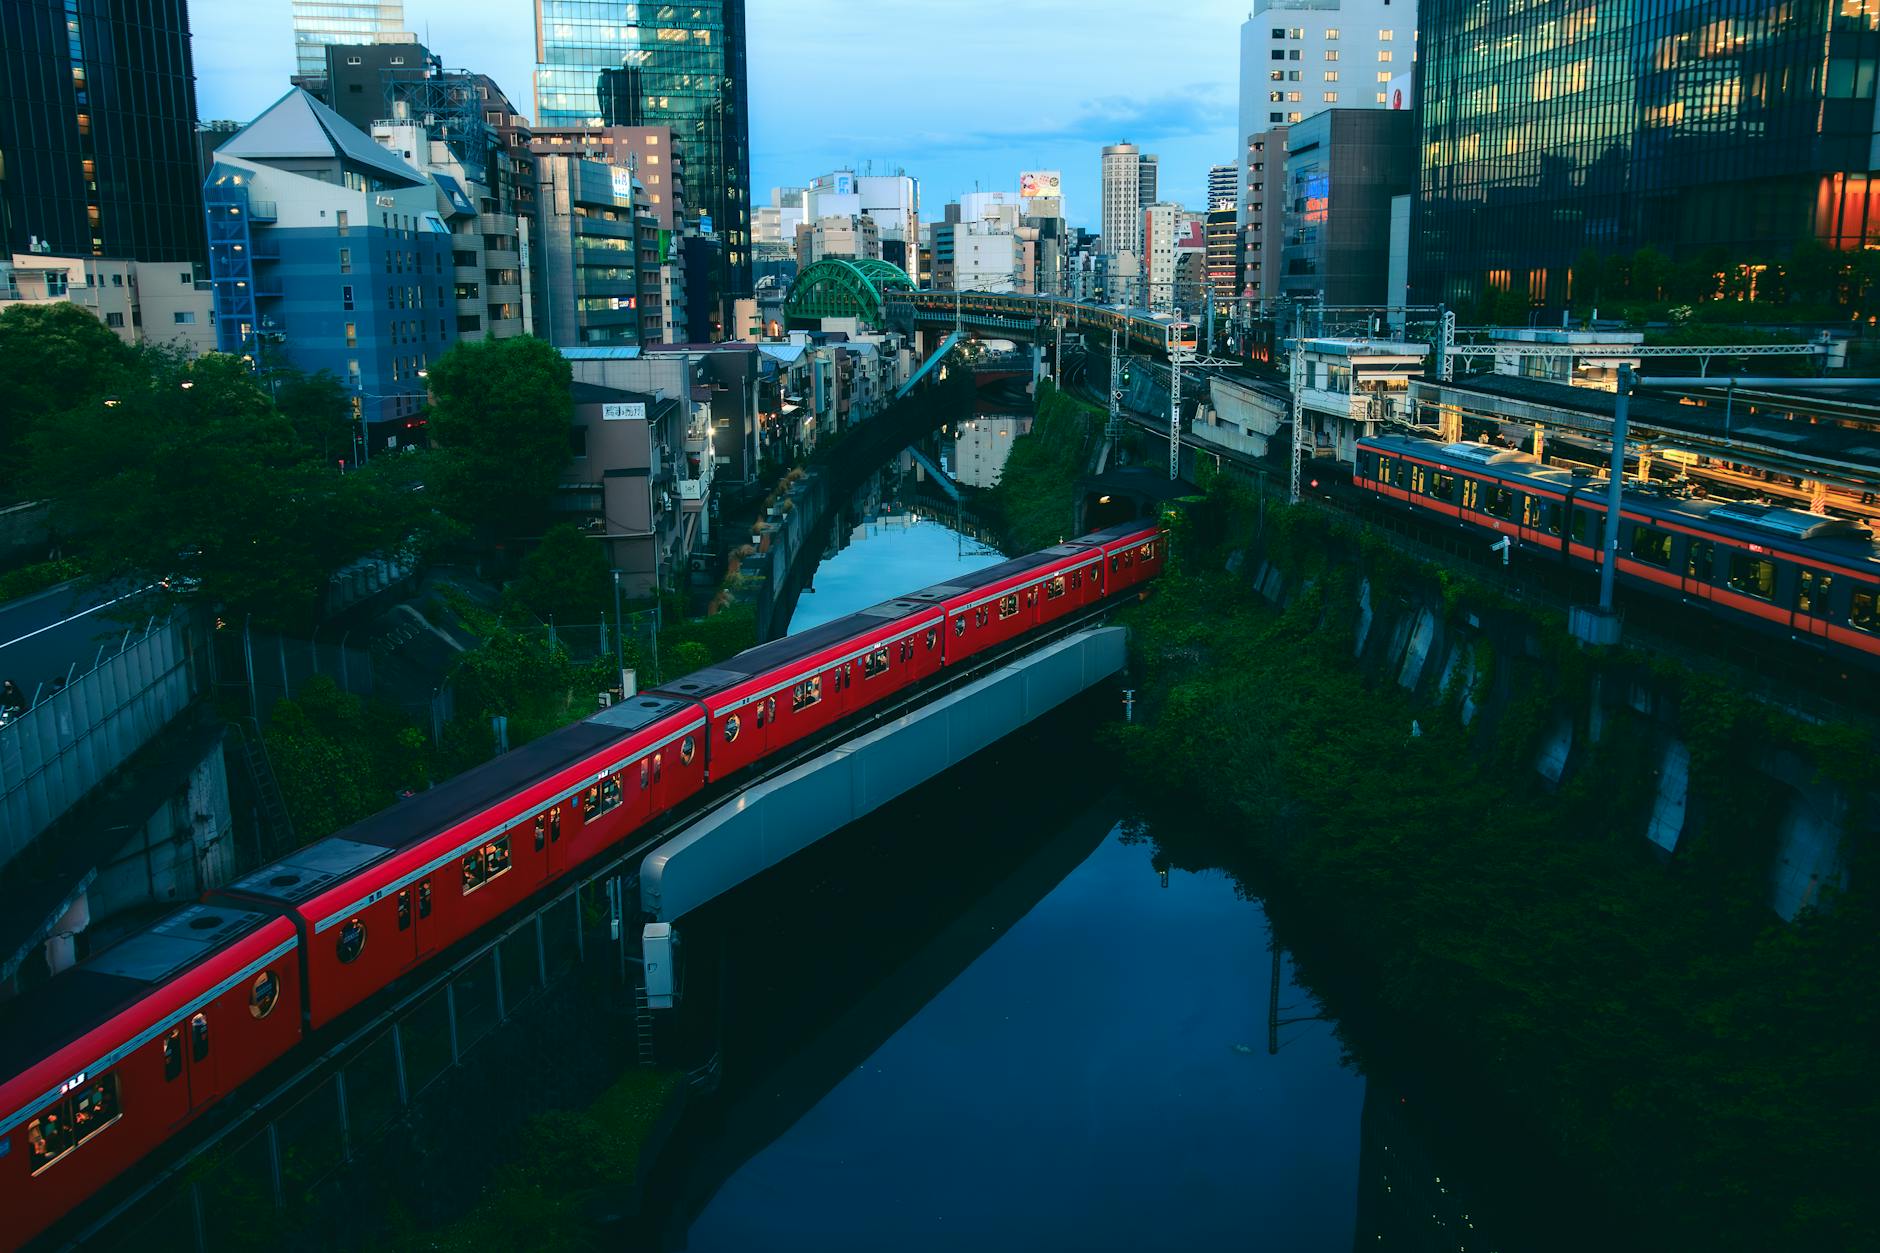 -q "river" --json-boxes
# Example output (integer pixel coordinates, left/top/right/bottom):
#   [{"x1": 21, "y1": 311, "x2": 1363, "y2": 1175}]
[{"x1": 658, "y1": 504, "x2": 1519, "y2": 1253}]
